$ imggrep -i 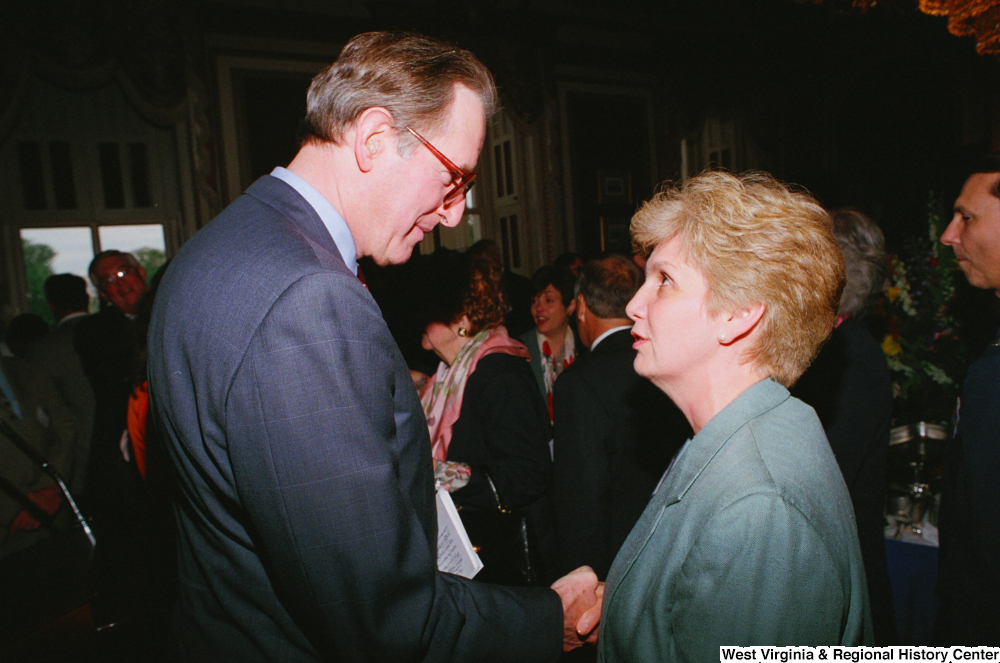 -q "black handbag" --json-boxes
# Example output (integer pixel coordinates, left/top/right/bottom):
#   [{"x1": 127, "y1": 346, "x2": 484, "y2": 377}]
[{"x1": 457, "y1": 473, "x2": 539, "y2": 586}]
